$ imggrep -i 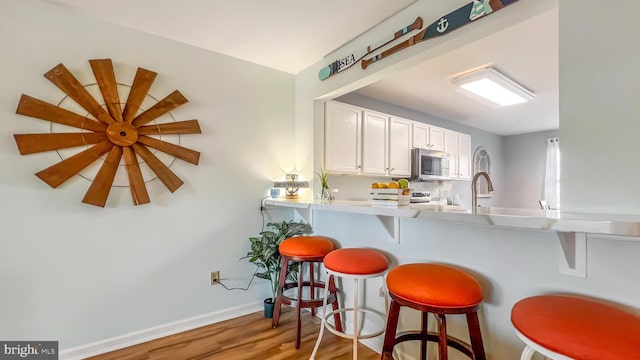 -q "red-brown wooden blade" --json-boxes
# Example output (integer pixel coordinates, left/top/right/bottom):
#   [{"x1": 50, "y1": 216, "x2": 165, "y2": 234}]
[
  {"x1": 82, "y1": 146, "x2": 123, "y2": 207},
  {"x1": 122, "y1": 67, "x2": 157, "y2": 123},
  {"x1": 137, "y1": 136, "x2": 200, "y2": 165},
  {"x1": 89, "y1": 59, "x2": 123, "y2": 122},
  {"x1": 122, "y1": 147, "x2": 150, "y2": 205},
  {"x1": 44, "y1": 63, "x2": 115, "y2": 125},
  {"x1": 137, "y1": 120, "x2": 202, "y2": 135},
  {"x1": 132, "y1": 143, "x2": 183, "y2": 192},
  {"x1": 35, "y1": 140, "x2": 113, "y2": 188},
  {"x1": 14, "y1": 132, "x2": 107, "y2": 155},
  {"x1": 16, "y1": 94, "x2": 107, "y2": 132},
  {"x1": 131, "y1": 90, "x2": 188, "y2": 128}
]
